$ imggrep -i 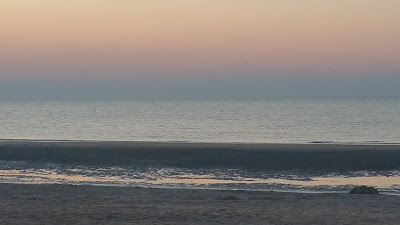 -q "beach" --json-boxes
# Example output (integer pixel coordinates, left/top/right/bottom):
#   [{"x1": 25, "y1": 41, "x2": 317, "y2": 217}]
[
  {"x1": 1, "y1": 183, "x2": 399, "y2": 225},
  {"x1": 3, "y1": 0, "x2": 400, "y2": 223},
  {"x1": 1, "y1": 141, "x2": 400, "y2": 224}
]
